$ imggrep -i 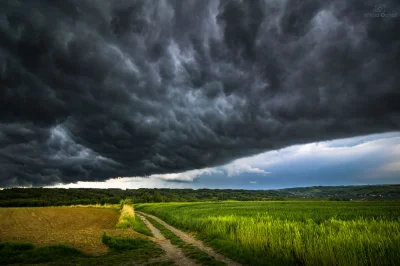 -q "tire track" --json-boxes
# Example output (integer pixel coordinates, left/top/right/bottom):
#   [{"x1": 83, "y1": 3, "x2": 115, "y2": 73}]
[
  {"x1": 137, "y1": 212, "x2": 242, "y2": 266},
  {"x1": 136, "y1": 214, "x2": 200, "y2": 266}
]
